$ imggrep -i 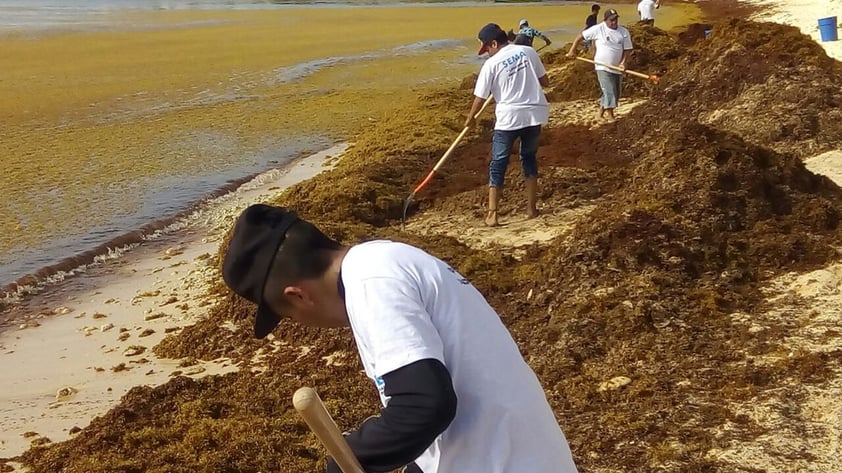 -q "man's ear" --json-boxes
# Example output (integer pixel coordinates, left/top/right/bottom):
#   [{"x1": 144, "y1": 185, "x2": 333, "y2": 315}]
[{"x1": 283, "y1": 286, "x2": 308, "y2": 306}]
